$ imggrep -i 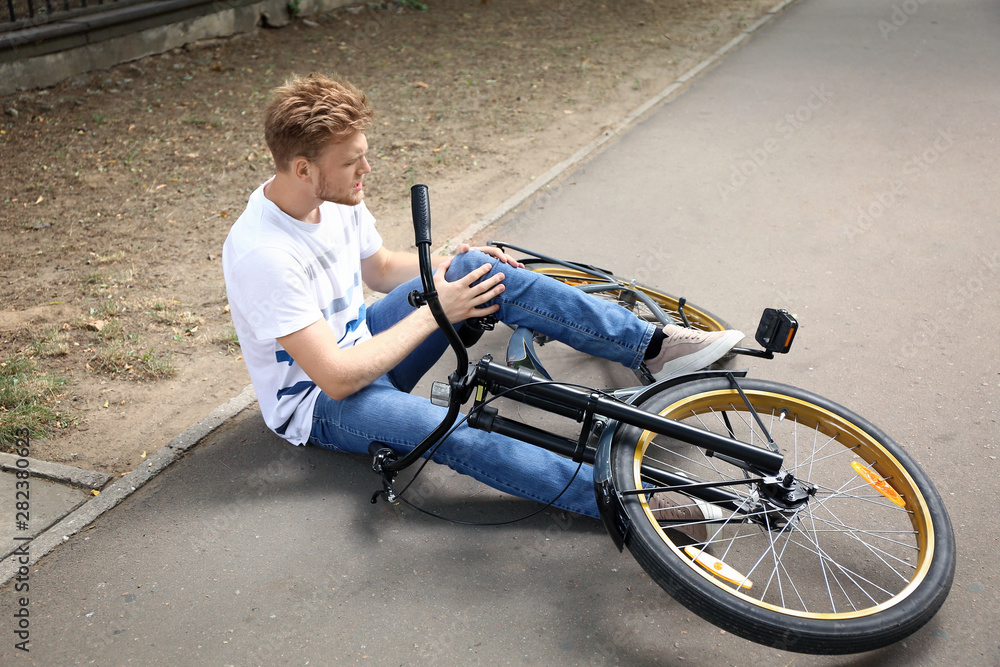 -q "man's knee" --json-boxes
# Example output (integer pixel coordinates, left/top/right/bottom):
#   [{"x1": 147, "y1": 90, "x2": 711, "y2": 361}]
[{"x1": 445, "y1": 249, "x2": 498, "y2": 282}]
